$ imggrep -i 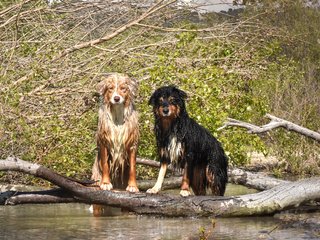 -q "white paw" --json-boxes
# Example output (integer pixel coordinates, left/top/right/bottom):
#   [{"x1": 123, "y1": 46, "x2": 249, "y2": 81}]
[
  {"x1": 126, "y1": 185, "x2": 139, "y2": 193},
  {"x1": 146, "y1": 186, "x2": 161, "y2": 194},
  {"x1": 100, "y1": 182, "x2": 113, "y2": 191},
  {"x1": 88, "y1": 205, "x2": 93, "y2": 213},
  {"x1": 180, "y1": 189, "x2": 191, "y2": 197}
]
